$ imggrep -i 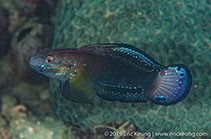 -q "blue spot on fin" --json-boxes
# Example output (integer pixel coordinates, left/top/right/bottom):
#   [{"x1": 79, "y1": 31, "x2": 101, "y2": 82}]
[{"x1": 95, "y1": 81, "x2": 148, "y2": 103}]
